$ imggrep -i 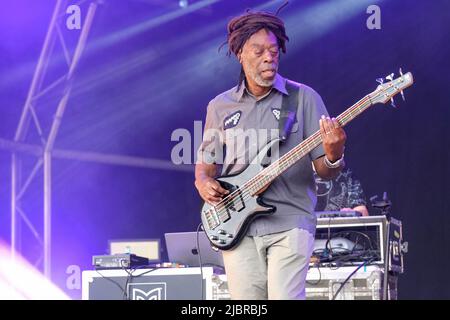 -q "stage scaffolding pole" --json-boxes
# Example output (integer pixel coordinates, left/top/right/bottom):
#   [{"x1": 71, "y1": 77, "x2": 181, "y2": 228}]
[
  {"x1": 11, "y1": 0, "x2": 99, "y2": 279},
  {"x1": 6, "y1": 0, "x2": 194, "y2": 280}
]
